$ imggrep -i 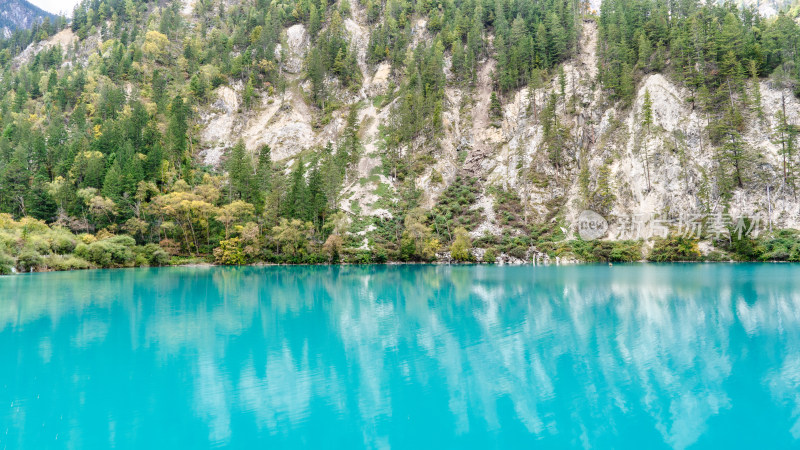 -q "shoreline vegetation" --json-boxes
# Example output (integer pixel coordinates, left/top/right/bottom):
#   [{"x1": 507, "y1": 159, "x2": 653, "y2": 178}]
[{"x1": 2, "y1": 214, "x2": 800, "y2": 275}]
